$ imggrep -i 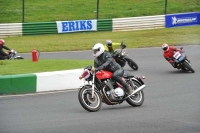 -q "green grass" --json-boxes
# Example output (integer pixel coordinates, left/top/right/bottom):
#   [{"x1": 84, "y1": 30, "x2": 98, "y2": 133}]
[
  {"x1": 1, "y1": 25, "x2": 200, "y2": 75},
  {"x1": 0, "y1": 59, "x2": 93, "y2": 75},
  {"x1": 0, "y1": 0, "x2": 200, "y2": 75},
  {"x1": 4, "y1": 25, "x2": 200, "y2": 53},
  {"x1": 0, "y1": 0, "x2": 200, "y2": 23}
]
